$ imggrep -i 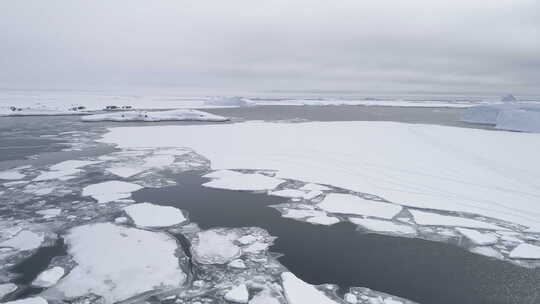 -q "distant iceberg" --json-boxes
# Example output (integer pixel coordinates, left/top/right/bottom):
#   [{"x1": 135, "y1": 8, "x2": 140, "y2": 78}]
[
  {"x1": 204, "y1": 96, "x2": 251, "y2": 107},
  {"x1": 81, "y1": 109, "x2": 229, "y2": 122},
  {"x1": 461, "y1": 103, "x2": 540, "y2": 133}
]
